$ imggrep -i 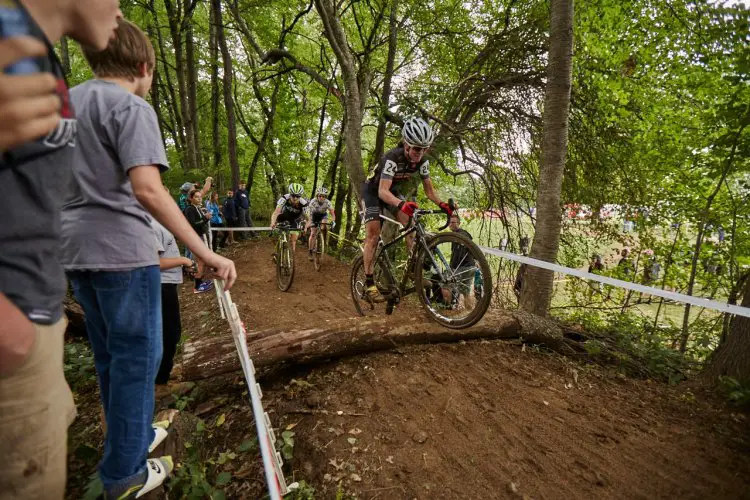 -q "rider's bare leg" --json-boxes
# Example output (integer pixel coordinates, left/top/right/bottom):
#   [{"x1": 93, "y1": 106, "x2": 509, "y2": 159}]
[
  {"x1": 309, "y1": 227, "x2": 318, "y2": 249},
  {"x1": 290, "y1": 232, "x2": 298, "y2": 253},
  {"x1": 363, "y1": 220, "x2": 381, "y2": 274},
  {"x1": 394, "y1": 211, "x2": 415, "y2": 253}
]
